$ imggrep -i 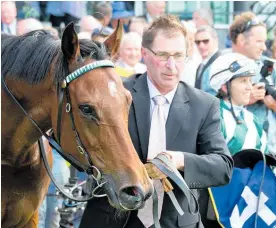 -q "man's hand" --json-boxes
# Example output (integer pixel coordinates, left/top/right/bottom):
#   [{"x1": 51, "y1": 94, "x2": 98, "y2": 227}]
[
  {"x1": 165, "y1": 151, "x2": 185, "y2": 171},
  {"x1": 264, "y1": 95, "x2": 276, "y2": 111},
  {"x1": 248, "y1": 83, "x2": 266, "y2": 105},
  {"x1": 145, "y1": 163, "x2": 166, "y2": 180},
  {"x1": 145, "y1": 162, "x2": 173, "y2": 192}
]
